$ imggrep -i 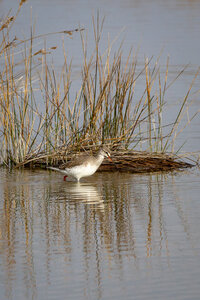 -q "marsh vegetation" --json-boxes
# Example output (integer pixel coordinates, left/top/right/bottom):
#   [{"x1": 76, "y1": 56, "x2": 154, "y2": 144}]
[{"x1": 0, "y1": 2, "x2": 198, "y2": 170}]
